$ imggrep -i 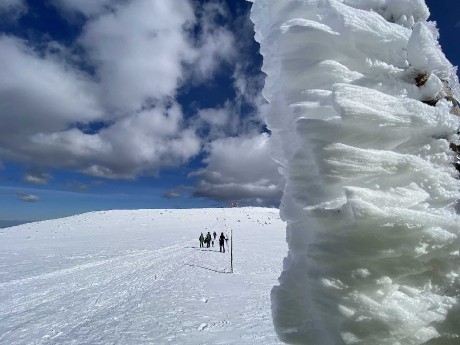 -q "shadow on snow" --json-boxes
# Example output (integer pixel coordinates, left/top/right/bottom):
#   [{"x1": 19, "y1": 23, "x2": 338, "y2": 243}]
[{"x1": 184, "y1": 263, "x2": 230, "y2": 274}]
